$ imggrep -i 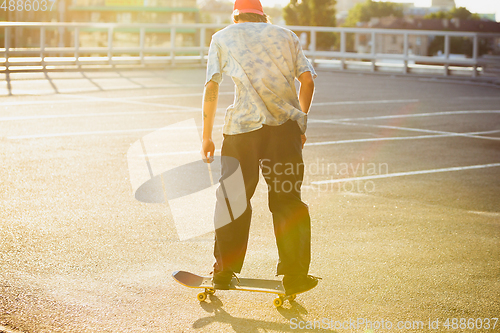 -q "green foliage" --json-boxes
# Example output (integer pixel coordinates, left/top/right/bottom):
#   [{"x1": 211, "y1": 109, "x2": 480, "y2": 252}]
[
  {"x1": 423, "y1": 6, "x2": 484, "y2": 57},
  {"x1": 283, "y1": 0, "x2": 336, "y2": 27},
  {"x1": 343, "y1": 0, "x2": 403, "y2": 27},
  {"x1": 424, "y1": 7, "x2": 481, "y2": 21},
  {"x1": 341, "y1": 0, "x2": 403, "y2": 52},
  {"x1": 427, "y1": 36, "x2": 491, "y2": 57},
  {"x1": 284, "y1": 0, "x2": 309, "y2": 26},
  {"x1": 283, "y1": 0, "x2": 337, "y2": 50}
]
